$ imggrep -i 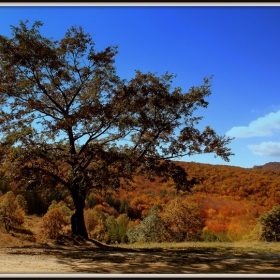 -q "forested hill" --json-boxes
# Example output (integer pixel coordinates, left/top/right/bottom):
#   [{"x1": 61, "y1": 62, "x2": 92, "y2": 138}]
[
  {"x1": 2, "y1": 160, "x2": 280, "y2": 215},
  {"x1": 110, "y1": 160, "x2": 280, "y2": 242},
  {"x1": 252, "y1": 162, "x2": 280, "y2": 171},
  {"x1": 176, "y1": 161, "x2": 280, "y2": 208},
  {"x1": 114, "y1": 160, "x2": 280, "y2": 222},
  {"x1": 2, "y1": 160, "x2": 280, "y2": 243}
]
